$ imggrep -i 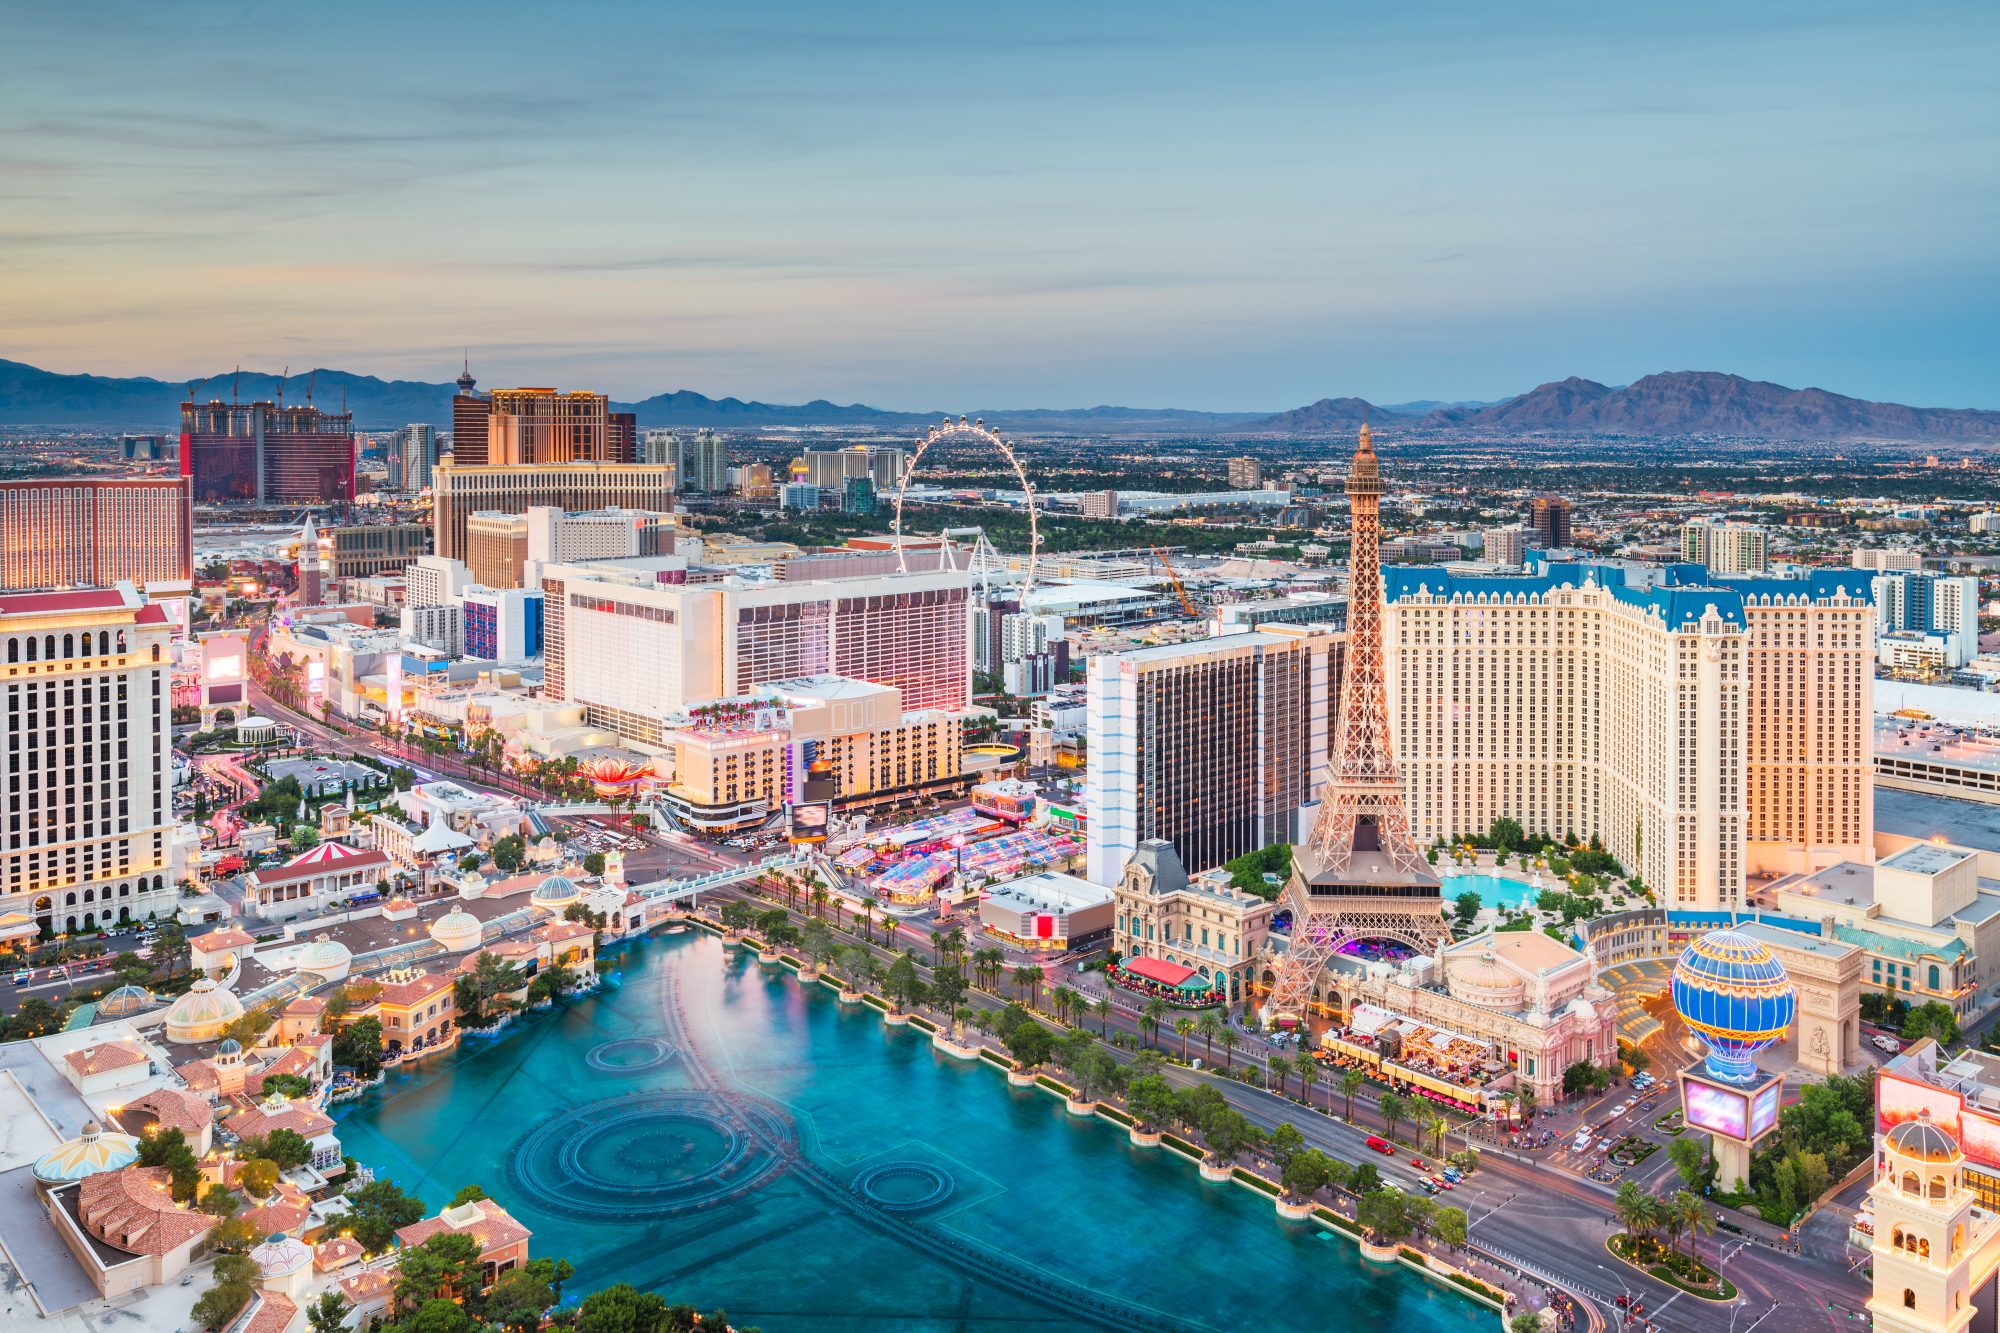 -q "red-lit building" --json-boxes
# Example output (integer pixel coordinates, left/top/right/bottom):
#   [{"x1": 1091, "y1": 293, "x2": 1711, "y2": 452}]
[
  {"x1": 0, "y1": 477, "x2": 192, "y2": 593},
  {"x1": 180, "y1": 399, "x2": 354, "y2": 504}
]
